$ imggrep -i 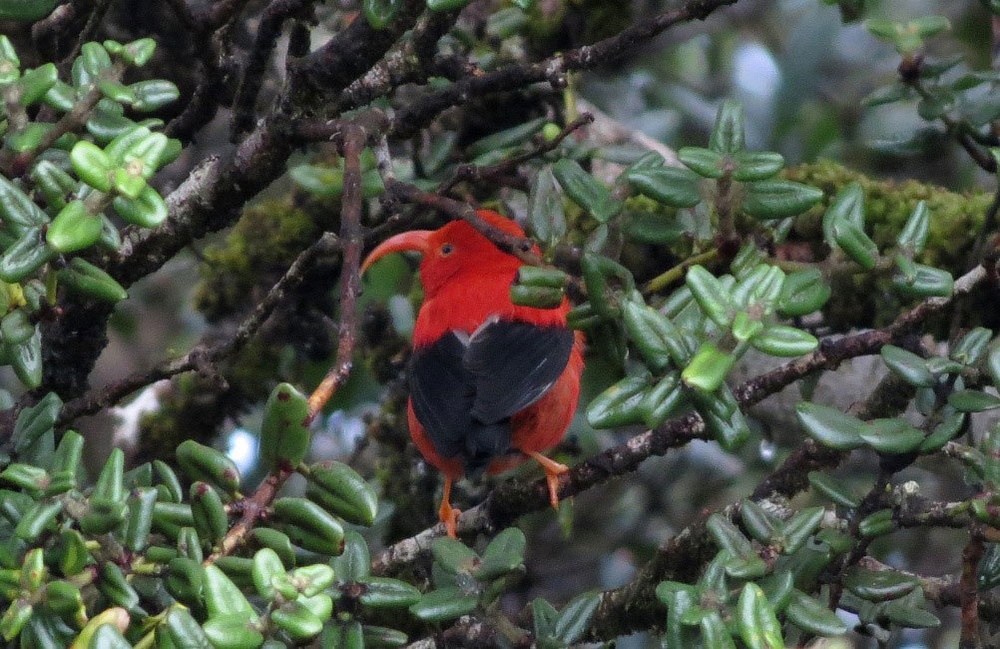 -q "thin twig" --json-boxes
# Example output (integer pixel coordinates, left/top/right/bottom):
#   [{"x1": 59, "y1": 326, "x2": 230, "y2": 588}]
[
  {"x1": 306, "y1": 123, "x2": 366, "y2": 422},
  {"x1": 960, "y1": 530, "x2": 985, "y2": 649}
]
